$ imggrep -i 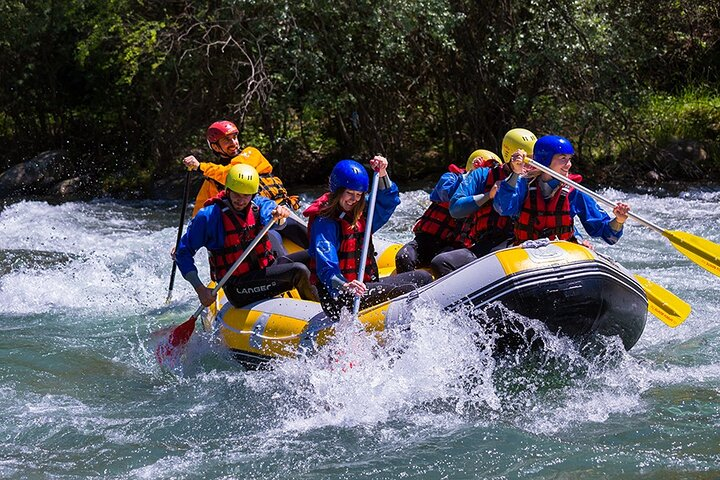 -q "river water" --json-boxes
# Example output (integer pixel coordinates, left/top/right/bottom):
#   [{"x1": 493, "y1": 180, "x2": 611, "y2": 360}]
[{"x1": 0, "y1": 186, "x2": 718, "y2": 479}]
